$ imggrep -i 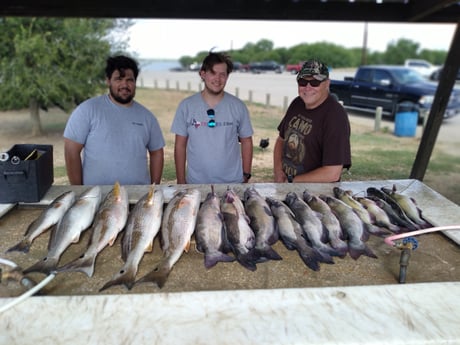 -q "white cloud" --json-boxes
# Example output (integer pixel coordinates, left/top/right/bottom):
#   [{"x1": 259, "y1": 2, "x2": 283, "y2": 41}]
[{"x1": 127, "y1": 19, "x2": 456, "y2": 60}]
